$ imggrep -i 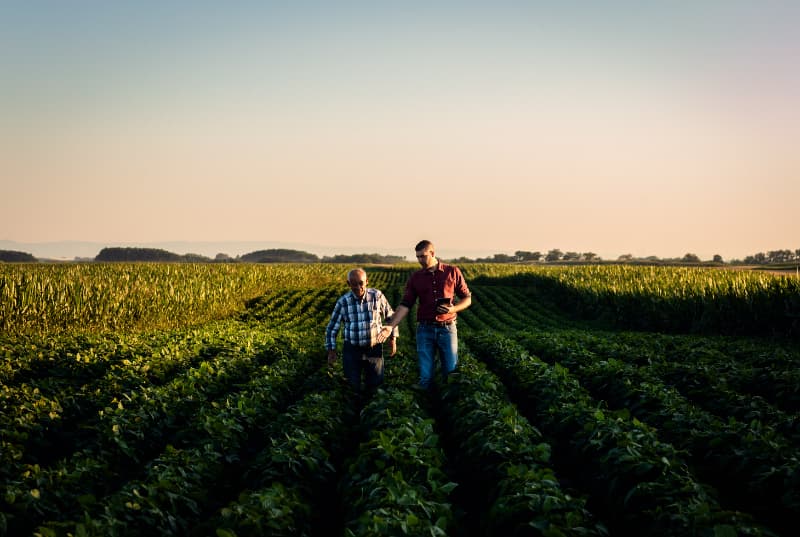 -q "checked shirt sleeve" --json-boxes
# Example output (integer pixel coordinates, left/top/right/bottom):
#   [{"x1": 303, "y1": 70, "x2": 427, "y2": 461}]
[{"x1": 325, "y1": 298, "x2": 345, "y2": 350}]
